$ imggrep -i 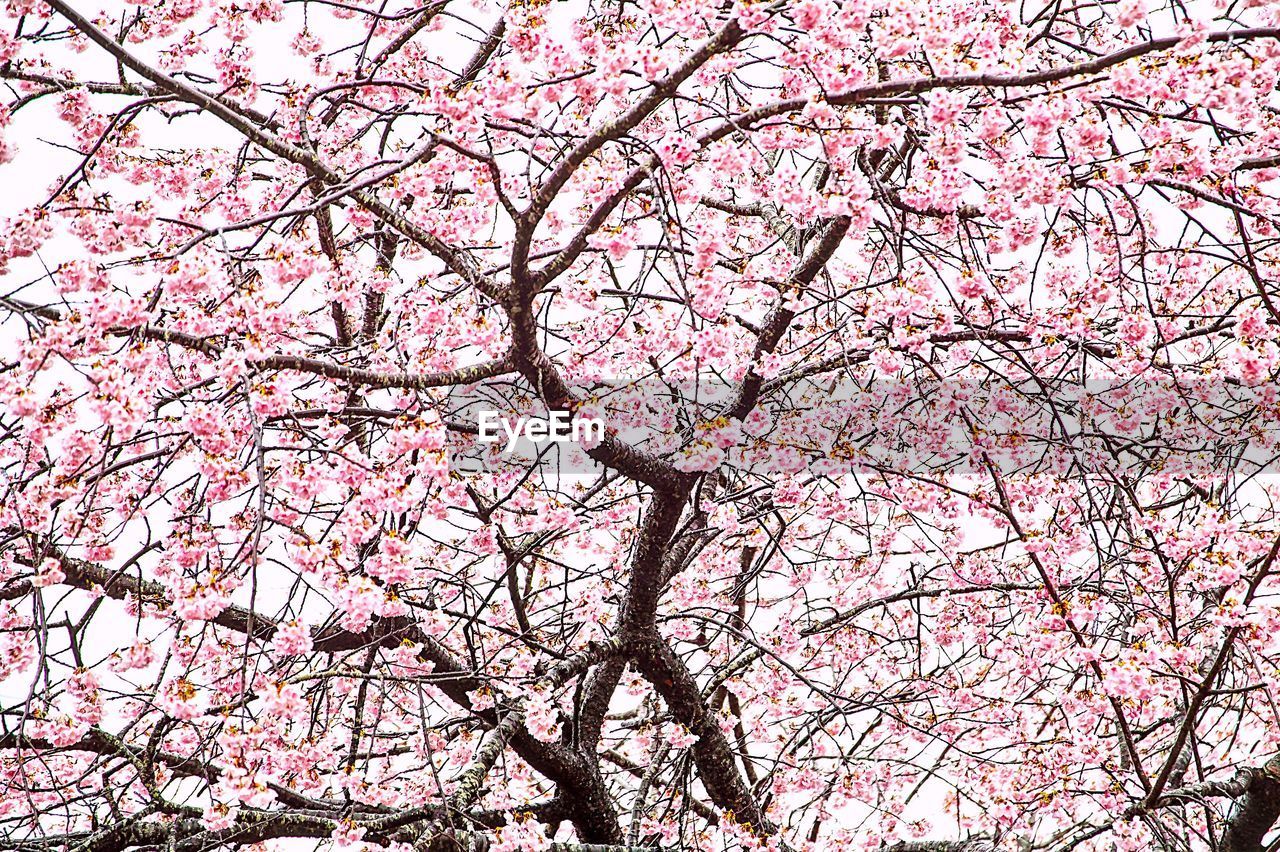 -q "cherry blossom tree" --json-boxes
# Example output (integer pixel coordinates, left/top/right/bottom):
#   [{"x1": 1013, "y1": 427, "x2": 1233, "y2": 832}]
[{"x1": 6, "y1": 0, "x2": 1280, "y2": 849}]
